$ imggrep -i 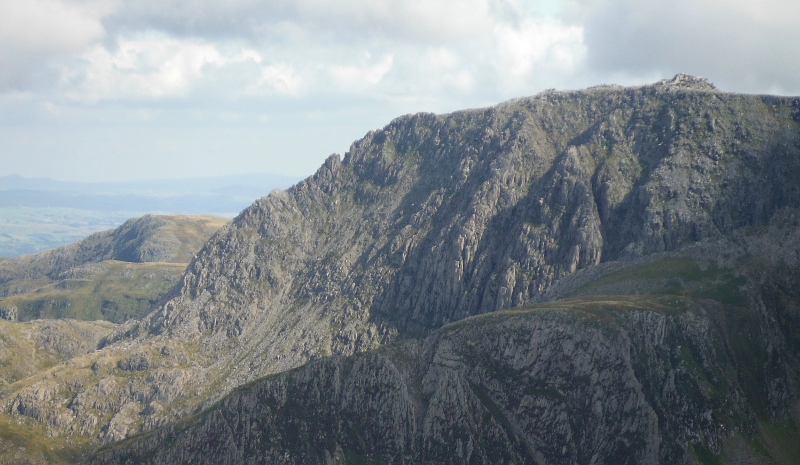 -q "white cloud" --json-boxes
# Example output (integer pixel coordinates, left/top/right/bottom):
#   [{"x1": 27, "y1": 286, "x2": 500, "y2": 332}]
[
  {"x1": 5, "y1": 0, "x2": 800, "y2": 183},
  {"x1": 103, "y1": 0, "x2": 495, "y2": 45},
  {"x1": 330, "y1": 54, "x2": 394, "y2": 87},
  {"x1": 253, "y1": 63, "x2": 304, "y2": 95},
  {"x1": 292, "y1": 0, "x2": 493, "y2": 43},
  {"x1": 235, "y1": 49, "x2": 263, "y2": 64},
  {"x1": 18, "y1": 0, "x2": 592, "y2": 109},
  {"x1": 486, "y1": 16, "x2": 586, "y2": 95},
  {"x1": 574, "y1": 0, "x2": 800, "y2": 93},
  {"x1": 417, "y1": 49, "x2": 475, "y2": 93},
  {"x1": 10, "y1": 0, "x2": 797, "y2": 98},
  {"x1": 0, "y1": 0, "x2": 112, "y2": 89},
  {"x1": 67, "y1": 36, "x2": 263, "y2": 101},
  {"x1": 494, "y1": 18, "x2": 585, "y2": 78},
  {"x1": 426, "y1": 48, "x2": 460, "y2": 69}
]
